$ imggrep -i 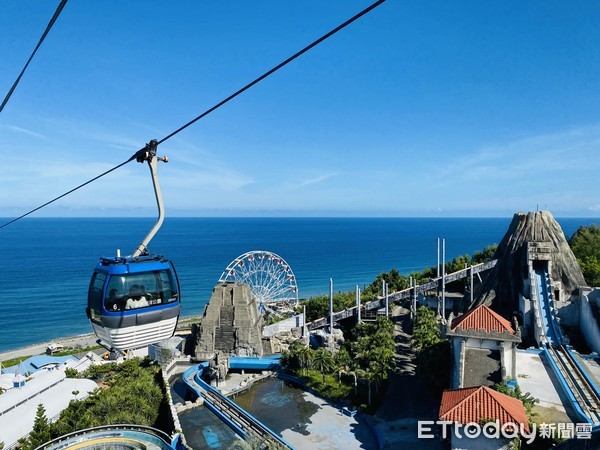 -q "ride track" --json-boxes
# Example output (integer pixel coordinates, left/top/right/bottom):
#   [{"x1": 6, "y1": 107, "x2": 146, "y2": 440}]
[
  {"x1": 182, "y1": 363, "x2": 295, "y2": 450},
  {"x1": 535, "y1": 266, "x2": 600, "y2": 427}
]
